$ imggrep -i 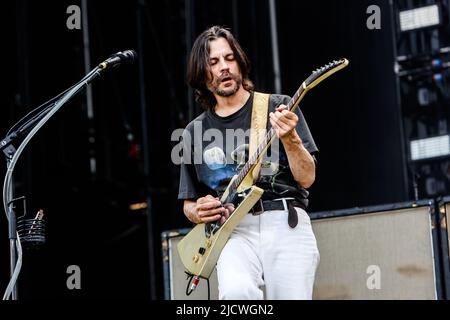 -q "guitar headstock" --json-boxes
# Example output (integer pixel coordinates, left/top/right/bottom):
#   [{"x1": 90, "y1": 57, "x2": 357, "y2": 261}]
[{"x1": 304, "y1": 58, "x2": 349, "y2": 89}]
